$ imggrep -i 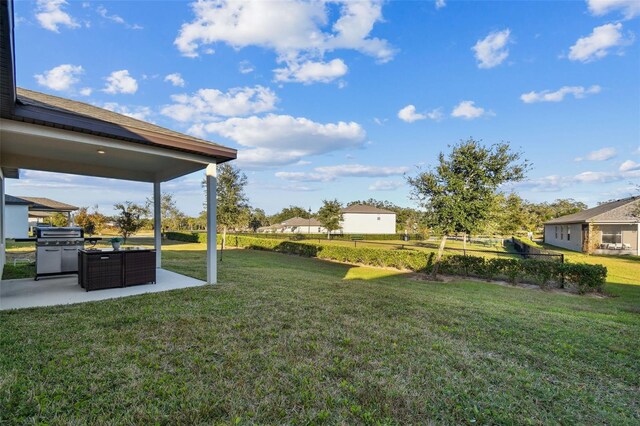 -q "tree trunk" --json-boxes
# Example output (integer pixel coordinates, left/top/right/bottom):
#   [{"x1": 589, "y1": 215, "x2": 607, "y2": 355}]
[
  {"x1": 463, "y1": 232, "x2": 467, "y2": 256},
  {"x1": 431, "y1": 234, "x2": 448, "y2": 279},
  {"x1": 220, "y1": 226, "x2": 227, "y2": 262},
  {"x1": 327, "y1": 229, "x2": 331, "y2": 240}
]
